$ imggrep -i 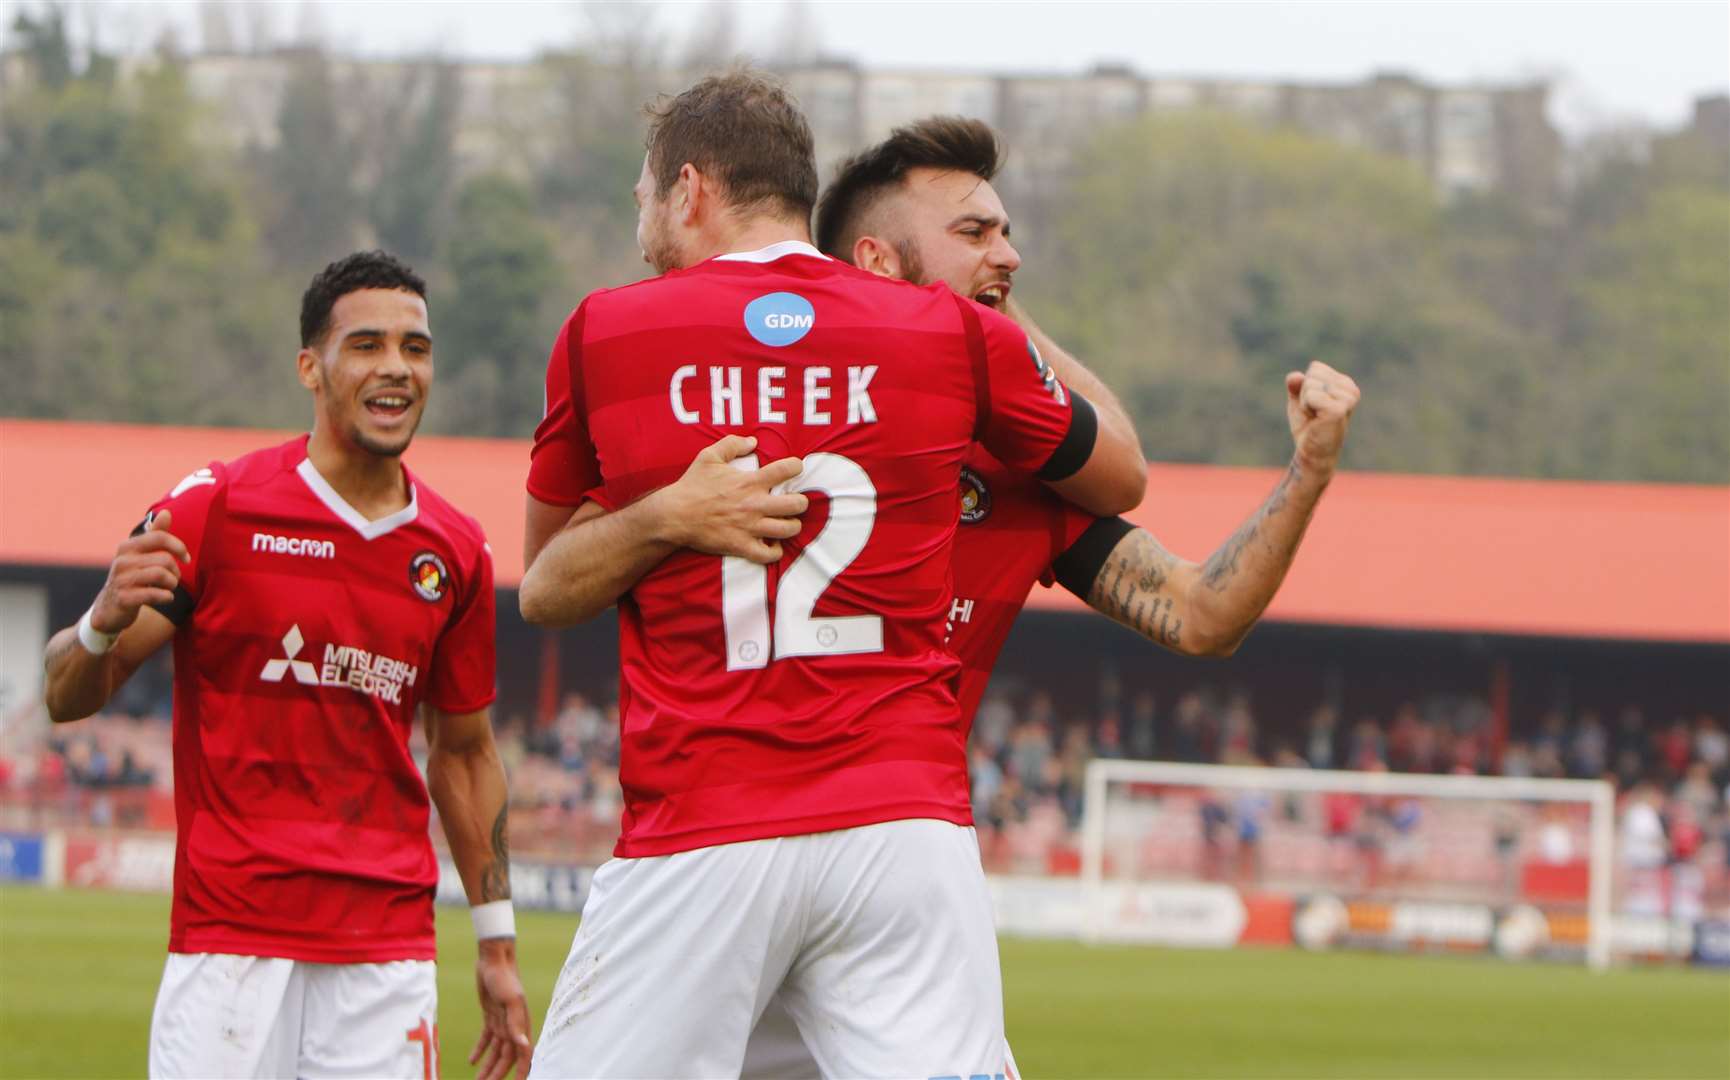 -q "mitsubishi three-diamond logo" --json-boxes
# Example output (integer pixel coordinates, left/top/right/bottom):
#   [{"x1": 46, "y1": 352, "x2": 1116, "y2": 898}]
[{"x1": 260, "y1": 624, "x2": 319, "y2": 685}]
